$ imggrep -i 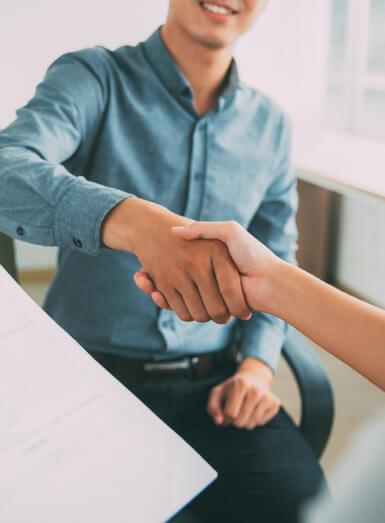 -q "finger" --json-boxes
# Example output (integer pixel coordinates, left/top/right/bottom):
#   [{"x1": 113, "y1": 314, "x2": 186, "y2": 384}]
[
  {"x1": 151, "y1": 291, "x2": 170, "y2": 310},
  {"x1": 173, "y1": 222, "x2": 234, "y2": 242},
  {"x1": 212, "y1": 252, "x2": 252, "y2": 320},
  {"x1": 162, "y1": 289, "x2": 194, "y2": 322},
  {"x1": 245, "y1": 398, "x2": 271, "y2": 430},
  {"x1": 233, "y1": 390, "x2": 260, "y2": 428},
  {"x1": 207, "y1": 385, "x2": 226, "y2": 425},
  {"x1": 173, "y1": 281, "x2": 210, "y2": 323},
  {"x1": 223, "y1": 382, "x2": 247, "y2": 422},
  {"x1": 259, "y1": 404, "x2": 280, "y2": 427},
  {"x1": 134, "y1": 272, "x2": 156, "y2": 297},
  {"x1": 193, "y1": 263, "x2": 231, "y2": 324}
]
